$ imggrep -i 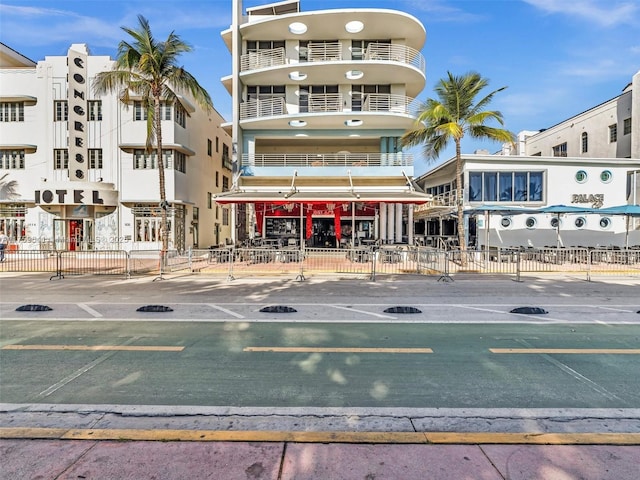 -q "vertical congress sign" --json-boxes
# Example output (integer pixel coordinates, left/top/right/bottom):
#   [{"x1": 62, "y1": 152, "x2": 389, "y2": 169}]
[{"x1": 68, "y1": 45, "x2": 88, "y2": 182}]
